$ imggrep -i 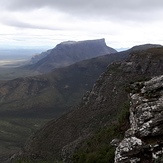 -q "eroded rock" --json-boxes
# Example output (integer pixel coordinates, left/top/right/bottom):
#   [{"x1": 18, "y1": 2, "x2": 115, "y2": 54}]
[{"x1": 114, "y1": 75, "x2": 163, "y2": 163}]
